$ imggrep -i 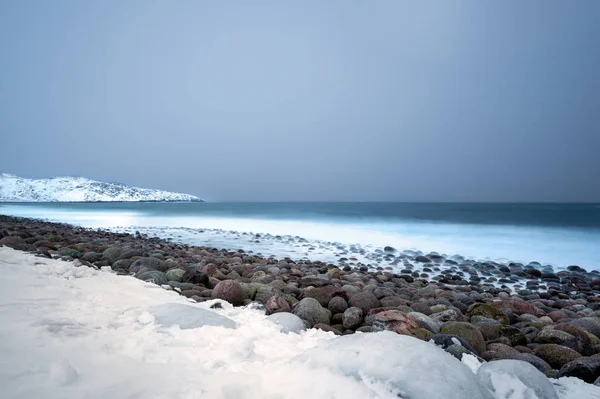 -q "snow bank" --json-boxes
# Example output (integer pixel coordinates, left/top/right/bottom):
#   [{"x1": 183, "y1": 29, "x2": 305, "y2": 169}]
[{"x1": 0, "y1": 247, "x2": 598, "y2": 399}]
